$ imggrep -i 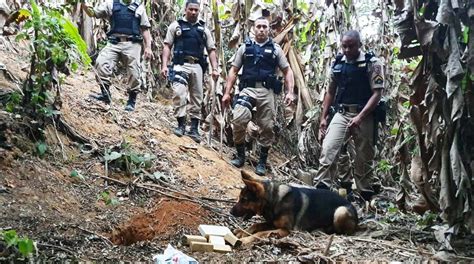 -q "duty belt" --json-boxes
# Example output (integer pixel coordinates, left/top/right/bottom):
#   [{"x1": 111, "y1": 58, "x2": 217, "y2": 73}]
[
  {"x1": 242, "y1": 80, "x2": 266, "y2": 88},
  {"x1": 337, "y1": 104, "x2": 361, "y2": 114},
  {"x1": 108, "y1": 35, "x2": 143, "y2": 44},
  {"x1": 183, "y1": 56, "x2": 199, "y2": 64}
]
